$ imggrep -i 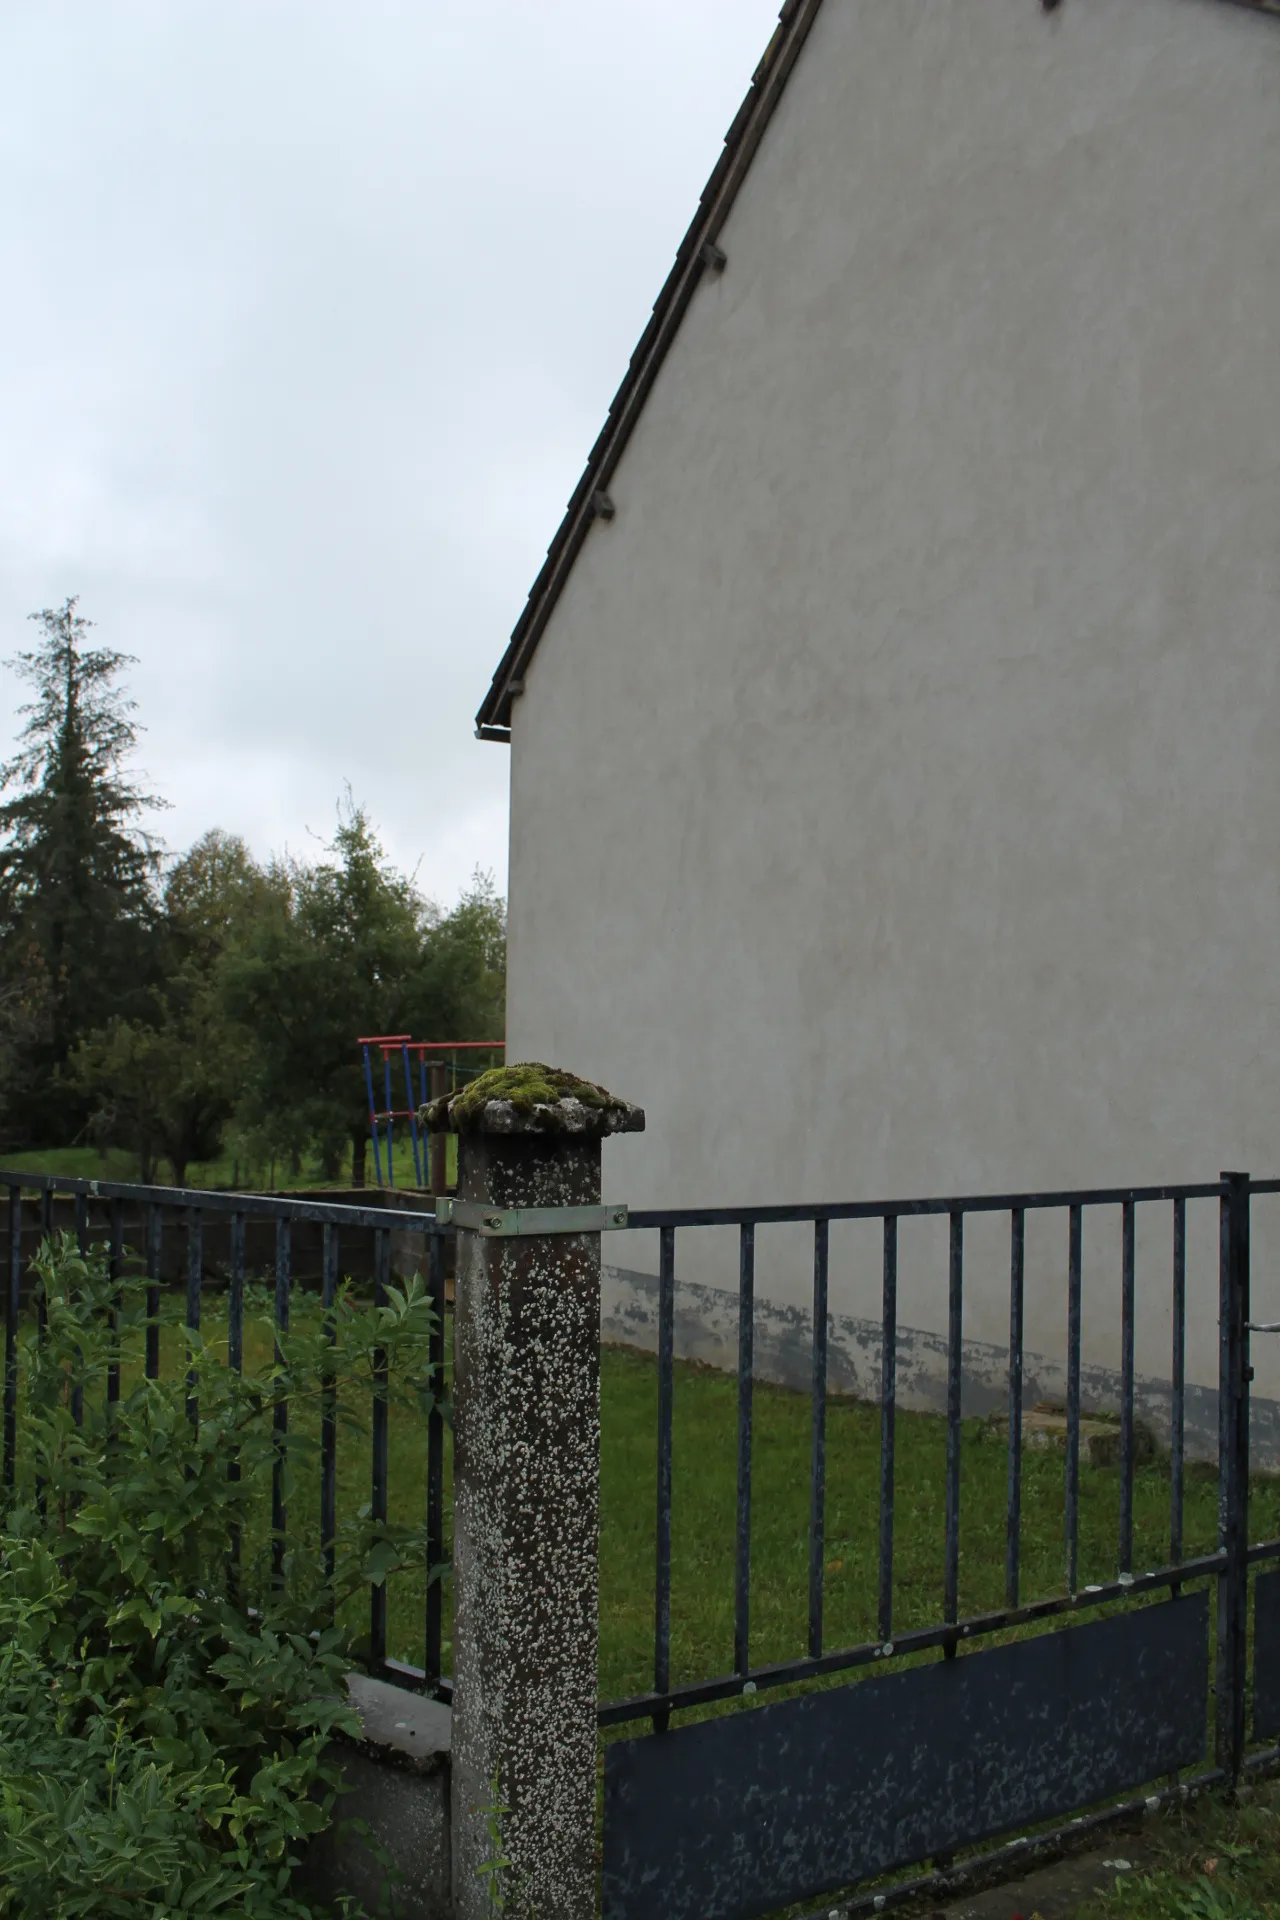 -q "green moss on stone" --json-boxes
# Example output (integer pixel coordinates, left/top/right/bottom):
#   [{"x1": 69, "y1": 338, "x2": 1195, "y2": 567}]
[{"x1": 427, "y1": 1061, "x2": 636, "y2": 1133}]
